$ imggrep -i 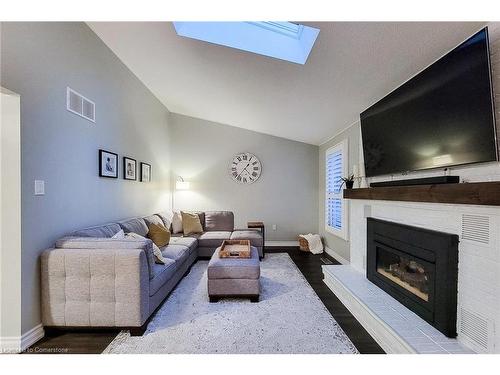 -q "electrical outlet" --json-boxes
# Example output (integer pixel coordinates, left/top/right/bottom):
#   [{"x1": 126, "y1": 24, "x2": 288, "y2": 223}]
[
  {"x1": 272, "y1": 224, "x2": 277, "y2": 231},
  {"x1": 34, "y1": 180, "x2": 45, "y2": 195}
]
